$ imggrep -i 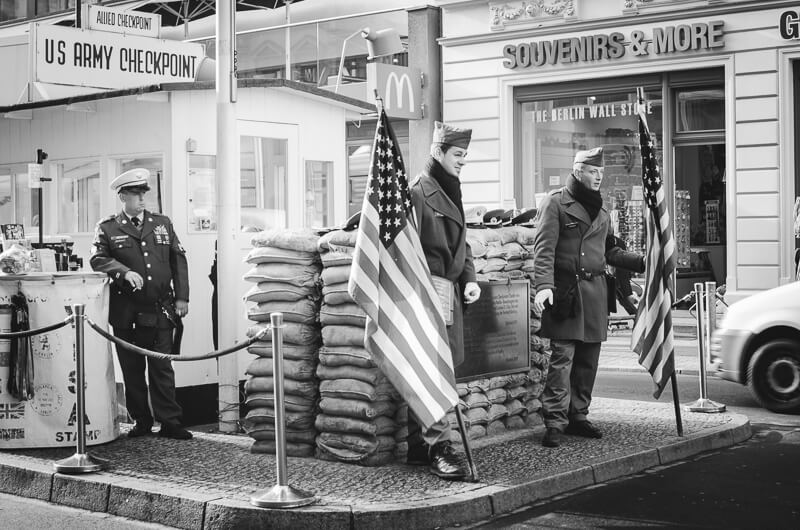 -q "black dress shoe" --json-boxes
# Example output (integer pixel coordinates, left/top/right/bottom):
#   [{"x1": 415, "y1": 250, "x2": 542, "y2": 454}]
[
  {"x1": 406, "y1": 442, "x2": 429, "y2": 466},
  {"x1": 565, "y1": 420, "x2": 602, "y2": 439},
  {"x1": 127, "y1": 422, "x2": 153, "y2": 438},
  {"x1": 542, "y1": 427, "x2": 564, "y2": 448},
  {"x1": 428, "y1": 441, "x2": 468, "y2": 480},
  {"x1": 159, "y1": 424, "x2": 193, "y2": 440}
]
